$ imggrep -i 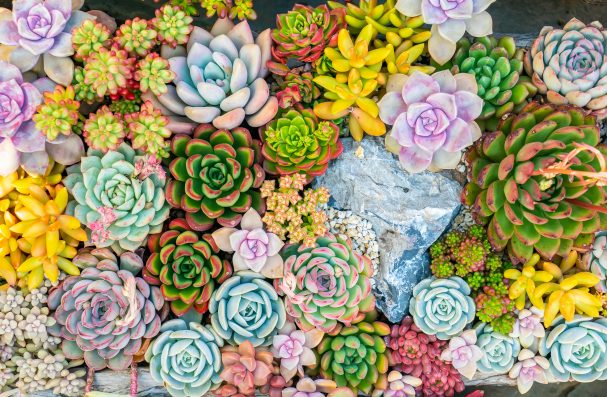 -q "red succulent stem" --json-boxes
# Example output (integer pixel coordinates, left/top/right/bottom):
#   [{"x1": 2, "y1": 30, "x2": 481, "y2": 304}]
[
  {"x1": 566, "y1": 198, "x2": 607, "y2": 214},
  {"x1": 131, "y1": 361, "x2": 138, "y2": 397}
]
